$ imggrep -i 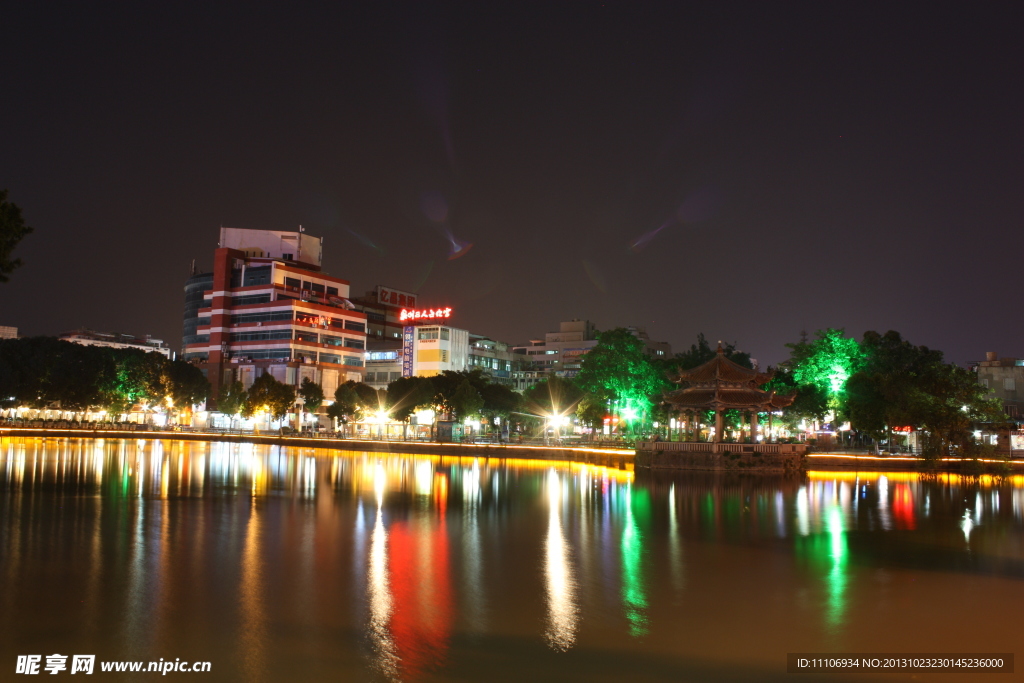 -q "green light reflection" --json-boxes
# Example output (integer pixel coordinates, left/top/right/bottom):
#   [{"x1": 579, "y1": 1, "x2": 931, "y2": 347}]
[{"x1": 621, "y1": 486, "x2": 648, "y2": 637}]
